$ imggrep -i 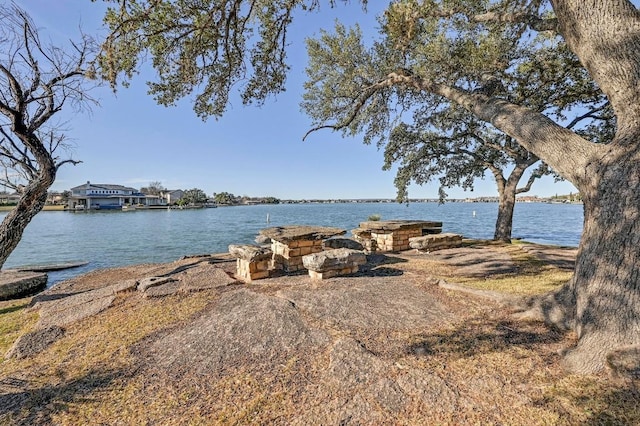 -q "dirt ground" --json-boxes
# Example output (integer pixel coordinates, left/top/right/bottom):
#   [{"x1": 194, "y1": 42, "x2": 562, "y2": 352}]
[{"x1": 0, "y1": 241, "x2": 637, "y2": 425}]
